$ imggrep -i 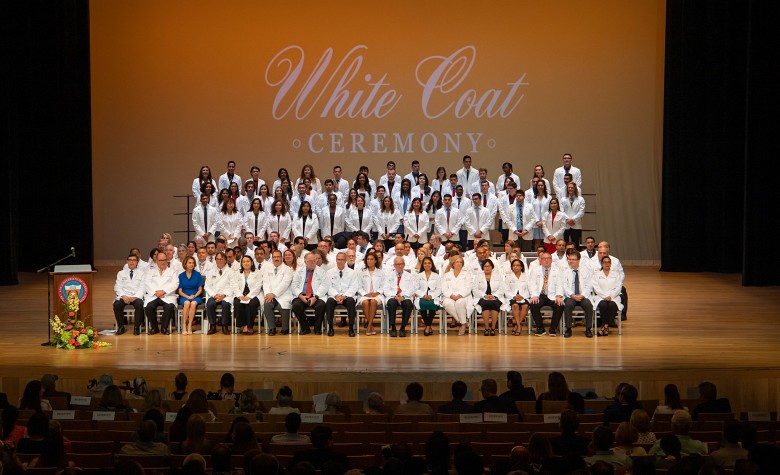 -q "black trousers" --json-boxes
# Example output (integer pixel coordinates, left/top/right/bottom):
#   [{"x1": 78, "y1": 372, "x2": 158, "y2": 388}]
[
  {"x1": 597, "y1": 300, "x2": 618, "y2": 327},
  {"x1": 206, "y1": 297, "x2": 232, "y2": 325},
  {"x1": 233, "y1": 297, "x2": 260, "y2": 328},
  {"x1": 564, "y1": 228, "x2": 582, "y2": 247},
  {"x1": 144, "y1": 298, "x2": 175, "y2": 331},
  {"x1": 561, "y1": 297, "x2": 593, "y2": 331},
  {"x1": 529, "y1": 294, "x2": 563, "y2": 332},
  {"x1": 325, "y1": 297, "x2": 357, "y2": 329},
  {"x1": 386, "y1": 297, "x2": 413, "y2": 330},
  {"x1": 113, "y1": 298, "x2": 142, "y2": 328},
  {"x1": 419, "y1": 310, "x2": 437, "y2": 326},
  {"x1": 291, "y1": 297, "x2": 326, "y2": 332},
  {"x1": 621, "y1": 286, "x2": 628, "y2": 320}
]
